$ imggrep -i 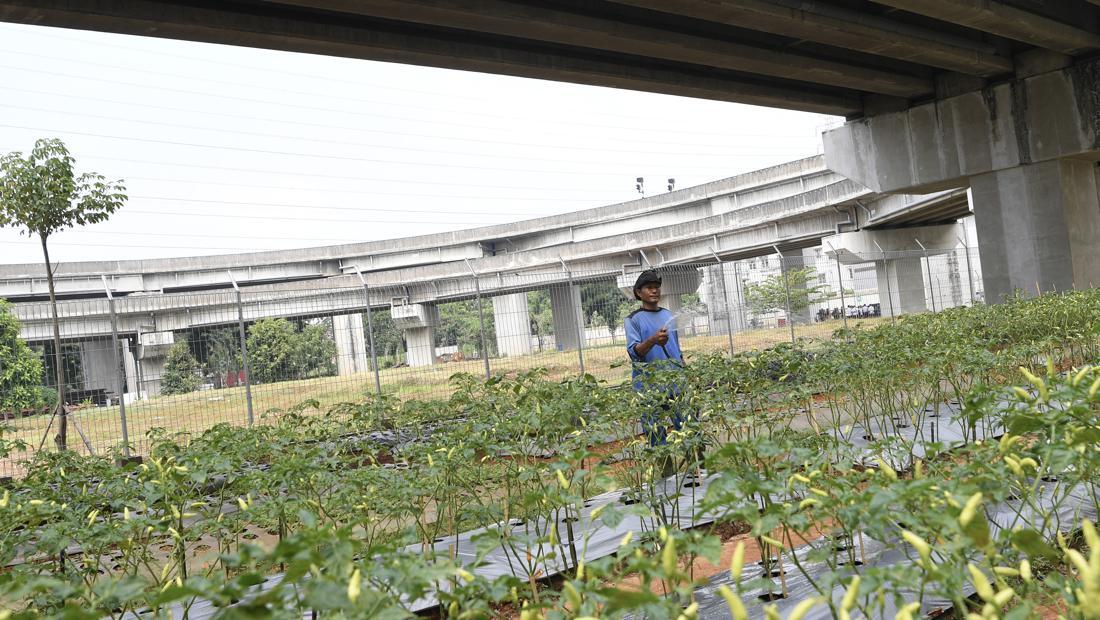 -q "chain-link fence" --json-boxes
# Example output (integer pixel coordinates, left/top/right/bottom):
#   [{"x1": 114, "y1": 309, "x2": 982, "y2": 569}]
[{"x1": 1, "y1": 246, "x2": 983, "y2": 475}]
